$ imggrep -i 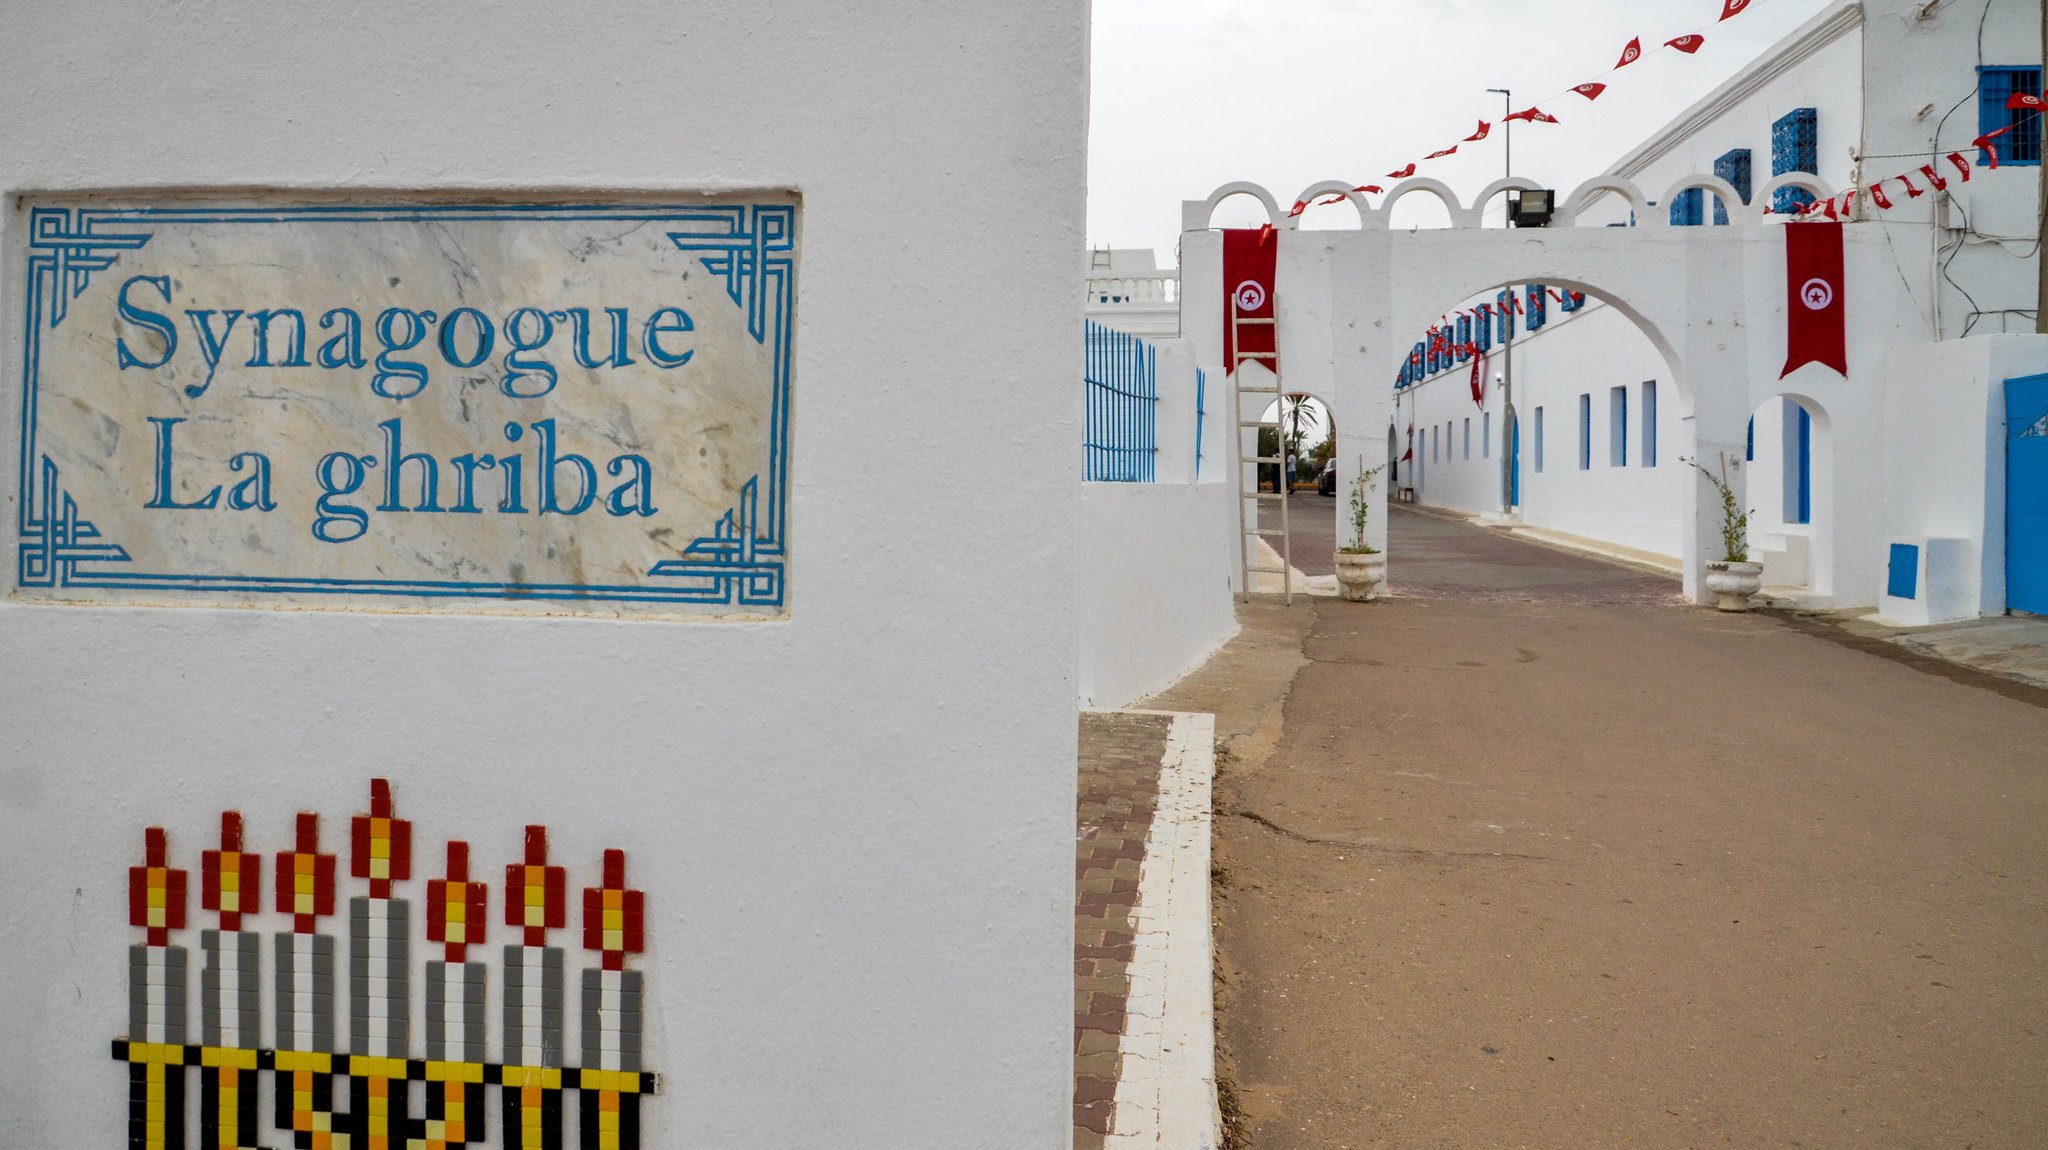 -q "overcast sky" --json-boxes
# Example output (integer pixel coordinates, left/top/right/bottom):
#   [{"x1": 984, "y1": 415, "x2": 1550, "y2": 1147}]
[{"x1": 1088, "y1": 0, "x2": 1836, "y2": 261}]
